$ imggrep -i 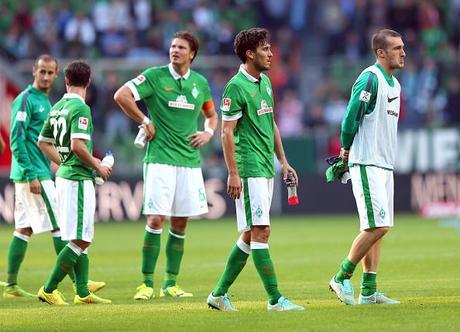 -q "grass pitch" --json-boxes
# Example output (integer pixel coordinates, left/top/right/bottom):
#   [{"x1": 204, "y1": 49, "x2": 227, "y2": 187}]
[{"x1": 0, "y1": 215, "x2": 459, "y2": 331}]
